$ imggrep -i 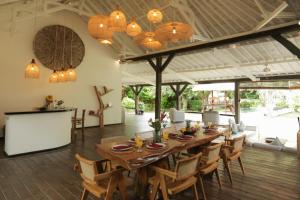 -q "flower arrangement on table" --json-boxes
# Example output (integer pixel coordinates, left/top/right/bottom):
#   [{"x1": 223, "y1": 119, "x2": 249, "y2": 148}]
[
  {"x1": 180, "y1": 120, "x2": 200, "y2": 135},
  {"x1": 148, "y1": 111, "x2": 170, "y2": 143}
]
